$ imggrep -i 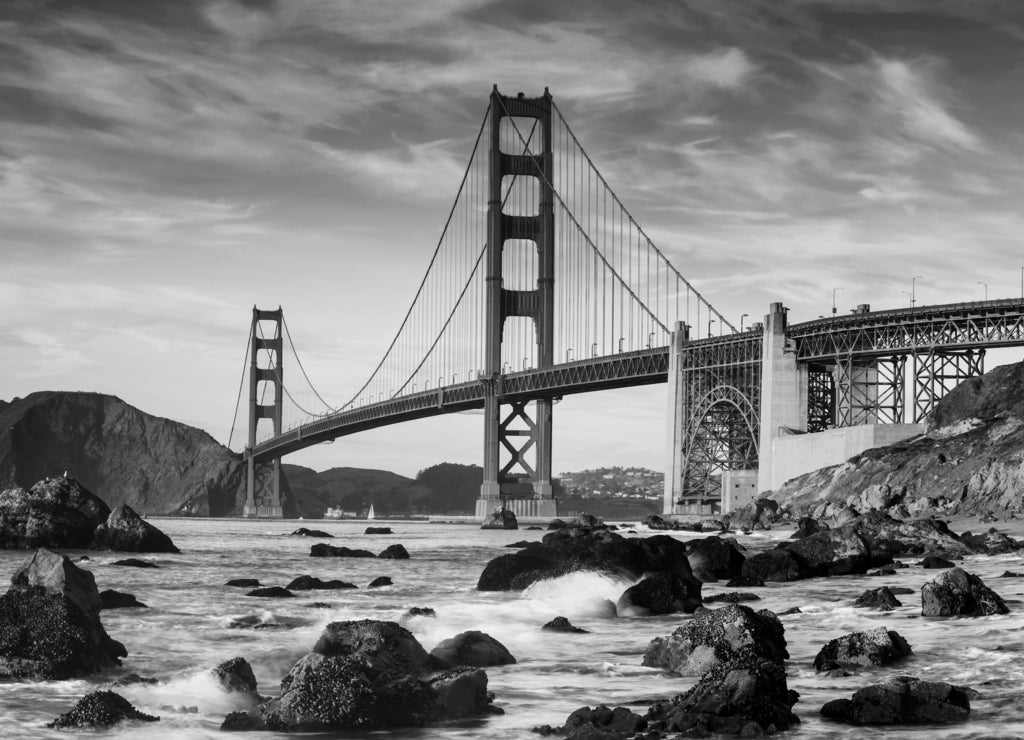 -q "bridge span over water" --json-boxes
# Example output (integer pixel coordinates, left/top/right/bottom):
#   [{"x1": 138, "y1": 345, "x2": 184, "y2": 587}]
[{"x1": 233, "y1": 88, "x2": 1024, "y2": 519}]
